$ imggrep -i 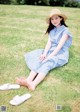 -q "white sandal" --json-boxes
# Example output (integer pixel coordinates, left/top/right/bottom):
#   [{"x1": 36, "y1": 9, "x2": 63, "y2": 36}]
[
  {"x1": 0, "y1": 83, "x2": 20, "y2": 90},
  {"x1": 9, "y1": 93, "x2": 31, "y2": 106}
]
